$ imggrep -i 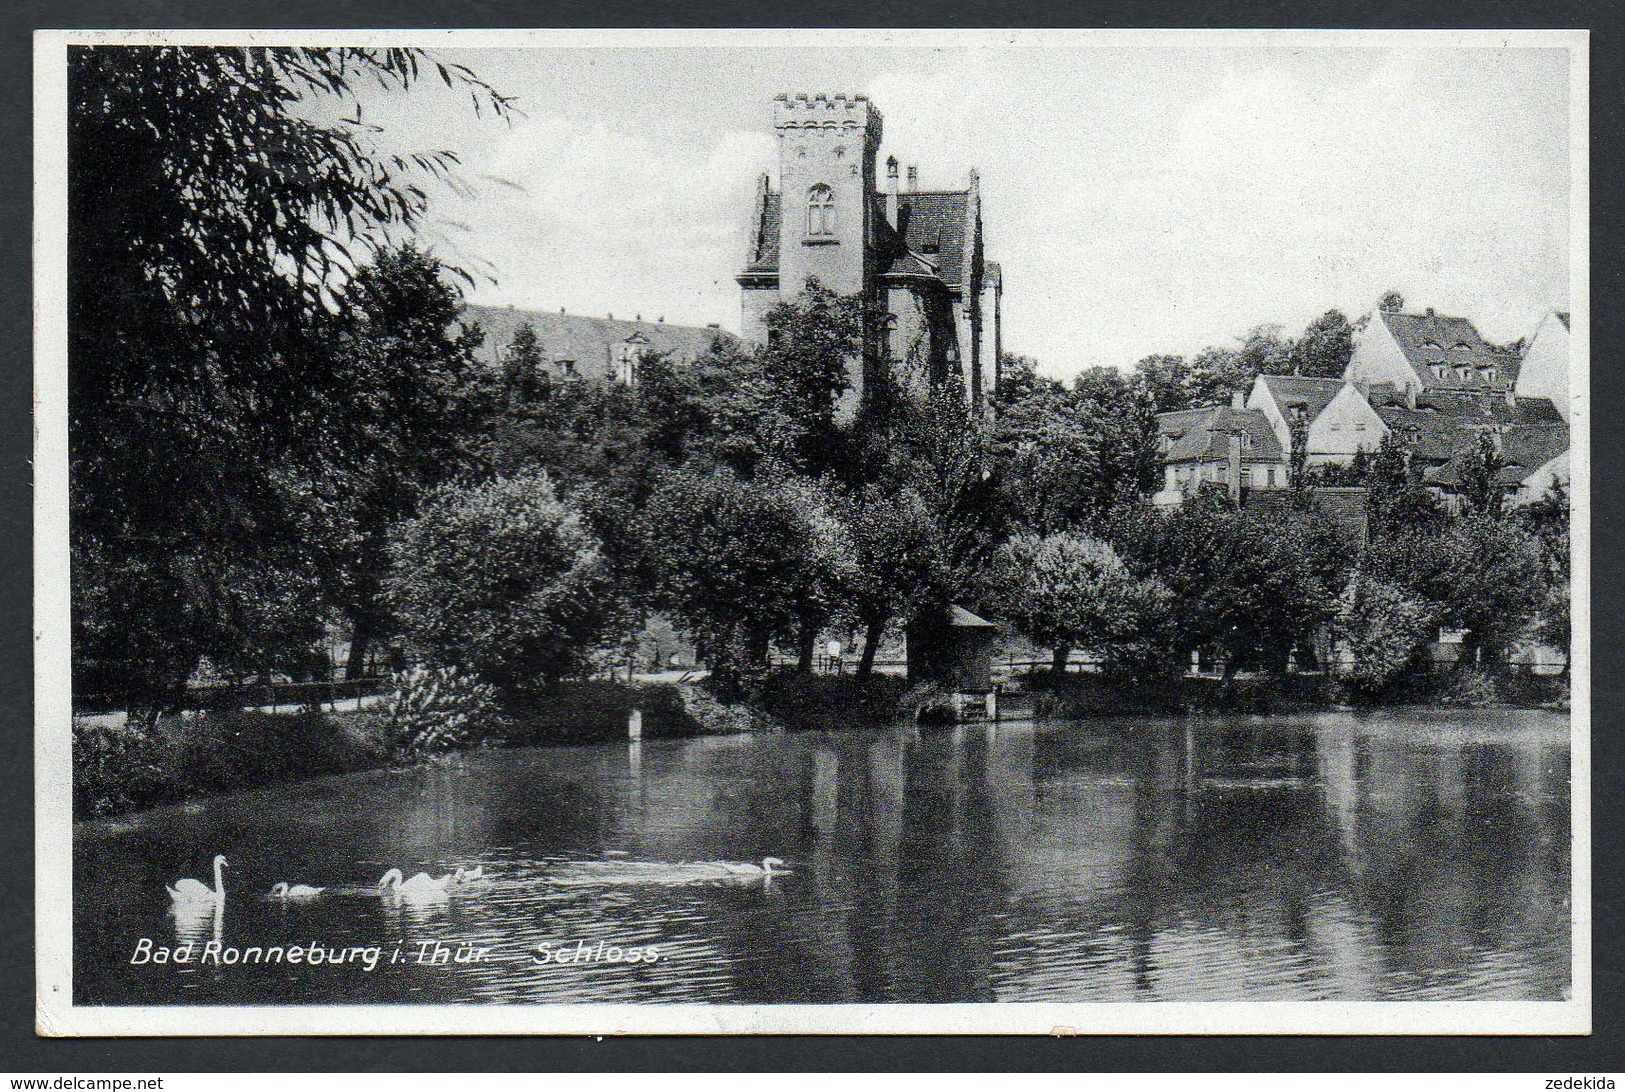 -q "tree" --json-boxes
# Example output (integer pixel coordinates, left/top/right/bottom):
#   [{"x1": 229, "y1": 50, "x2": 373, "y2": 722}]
[
  {"x1": 1369, "y1": 514, "x2": 1548, "y2": 663},
  {"x1": 989, "y1": 532, "x2": 1166, "y2": 675},
  {"x1": 1291, "y1": 309, "x2": 1355, "y2": 378},
  {"x1": 992, "y1": 364, "x2": 1157, "y2": 534},
  {"x1": 502, "y1": 322, "x2": 548, "y2": 402},
  {"x1": 646, "y1": 467, "x2": 854, "y2": 695},
  {"x1": 837, "y1": 484, "x2": 943, "y2": 677},
  {"x1": 69, "y1": 46, "x2": 510, "y2": 714},
  {"x1": 1456, "y1": 430, "x2": 1509, "y2": 519},
  {"x1": 1131, "y1": 353, "x2": 1196, "y2": 414},
  {"x1": 1117, "y1": 498, "x2": 1351, "y2": 679},
  {"x1": 384, "y1": 471, "x2": 625, "y2": 693},
  {"x1": 1366, "y1": 433, "x2": 1443, "y2": 540},
  {"x1": 329, "y1": 246, "x2": 497, "y2": 679},
  {"x1": 1379, "y1": 291, "x2": 1406, "y2": 313},
  {"x1": 1332, "y1": 575, "x2": 1436, "y2": 697}
]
